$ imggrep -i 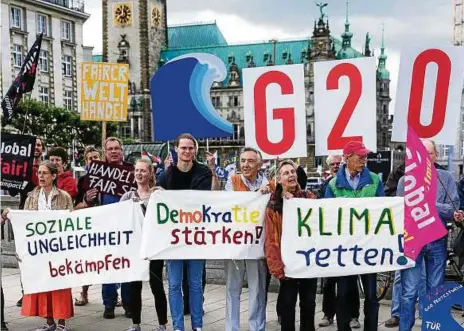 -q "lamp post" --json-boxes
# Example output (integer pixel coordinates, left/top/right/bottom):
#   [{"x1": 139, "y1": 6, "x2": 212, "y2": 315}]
[{"x1": 269, "y1": 38, "x2": 278, "y2": 65}]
